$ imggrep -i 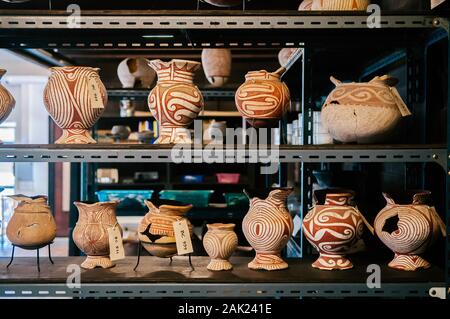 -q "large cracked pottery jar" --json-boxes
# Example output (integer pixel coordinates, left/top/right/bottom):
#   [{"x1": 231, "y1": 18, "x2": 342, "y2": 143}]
[
  {"x1": 321, "y1": 75, "x2": 411, "y2": 143},
  {"x1": 203, "y1": 223, "x2": 238, "y2": 271},
  {"x1": 44, "y1": 66, "x2": 107, "y2": 144},
  {"x1": 303, "y1": 190, "x2": 370, "y2": 270},
  {"x1": 73, "y1": 201, "x2": 121, "y2": 269},
  {"x1": 235, "y1": 67, "x2": 290, "y2": 128},
  {"x1": 0, "y1": 69, "x2": 15, "y2": 143},
  {"x1": 242, "y1": 188, "x2": 294, "y2": 271},
  {"x1": 6, "y1": 196, "x2": 56, "y2": 247},
  {"x1": 148, "y1": 59, "x2": 204, "y2": 144},
  {"x1": 138, "y1": 200, "x2": 193, "y2": 258},
  {"x1": 374, "y1": 191, "x2": 446, "y2": 271},
  {"x1": 201, "y1": 49, "x2": 232, "y2": 88}
]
